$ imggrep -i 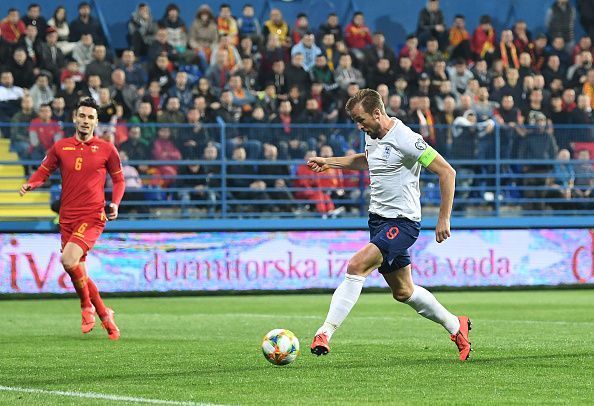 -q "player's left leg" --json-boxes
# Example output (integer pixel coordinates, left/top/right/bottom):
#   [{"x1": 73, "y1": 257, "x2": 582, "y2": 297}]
[
  {"x1": 80, "y1": 262, "x2": 120, "y2": 341},
  {"x1": 383, "y1": 267, "x2": 472, "y2": 360}
]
